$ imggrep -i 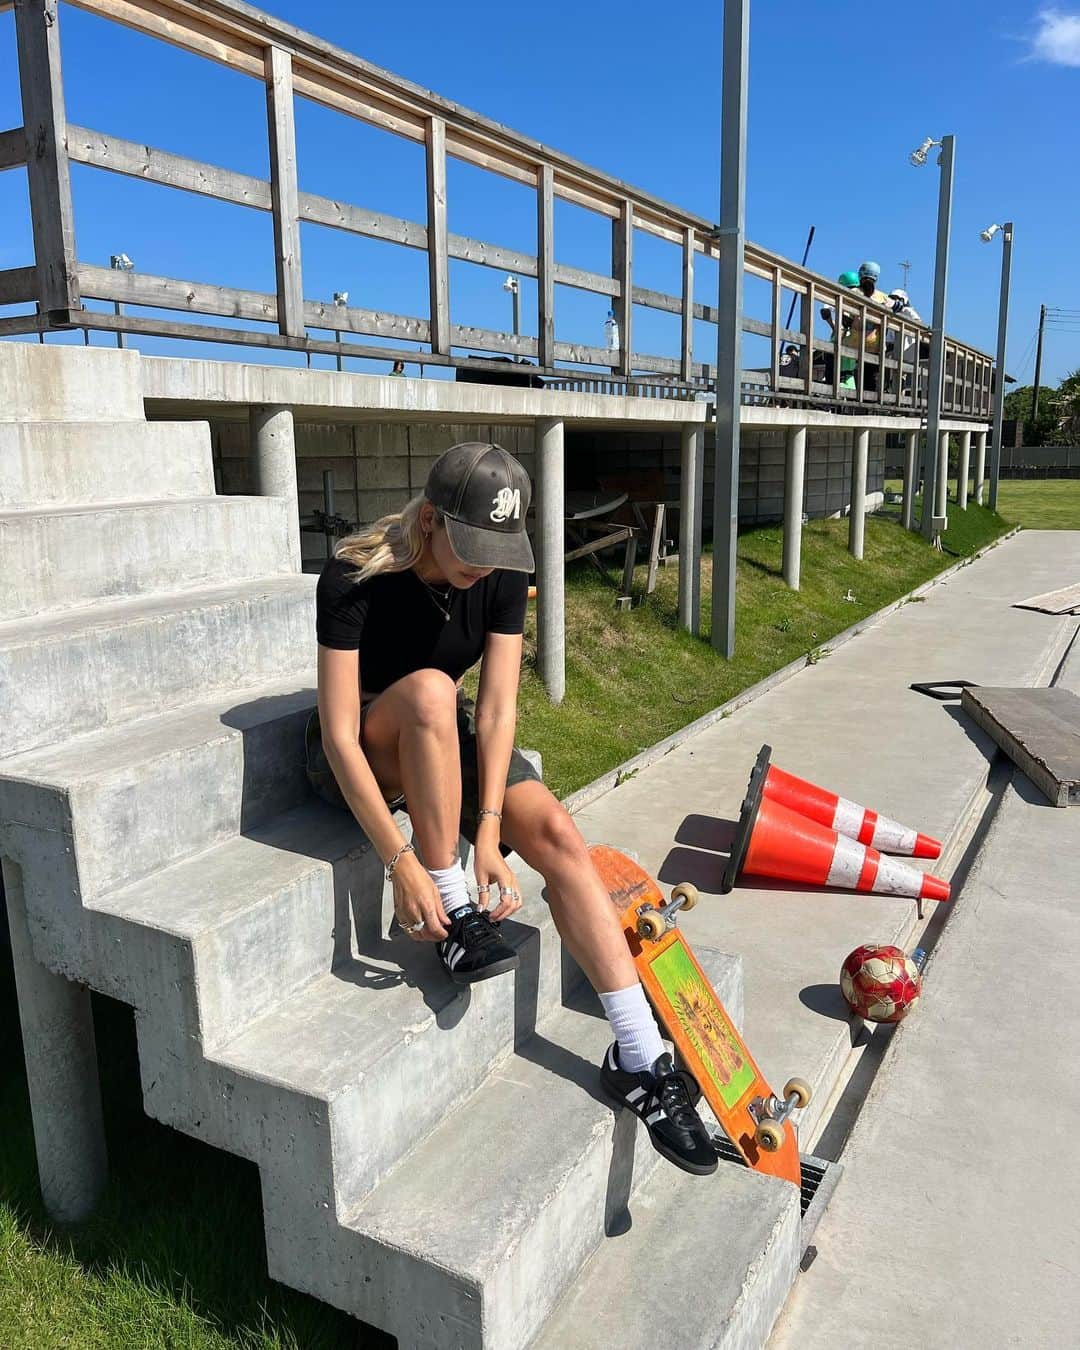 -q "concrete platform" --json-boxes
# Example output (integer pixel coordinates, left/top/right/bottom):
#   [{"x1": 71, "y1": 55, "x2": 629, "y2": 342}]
[
  {"x1": 571, "y1": 531, "x2": 1080, "y2": 1146},
  {"x1": 770, "y1": 770, "x2": 1080, "y2": 1349}
]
